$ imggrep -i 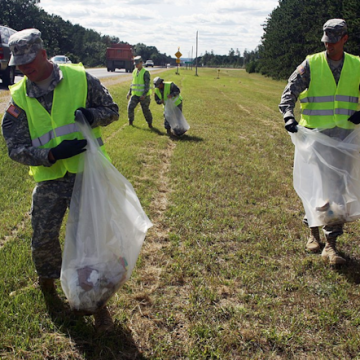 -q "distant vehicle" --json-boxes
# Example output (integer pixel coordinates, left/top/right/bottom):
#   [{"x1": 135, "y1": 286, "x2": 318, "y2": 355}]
[
  {"x1": 145, "y1": 60, "x2": 154, "y2": 67},
  {"x1": 0, "y1": 25, "x2": 17, "y2": 86},
  {"x1": 106, "y1": 44, "x2": 134, "y2": 73},
  {"x1": 50, "y1": 55, "x2": 72, "y2": 64}
]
